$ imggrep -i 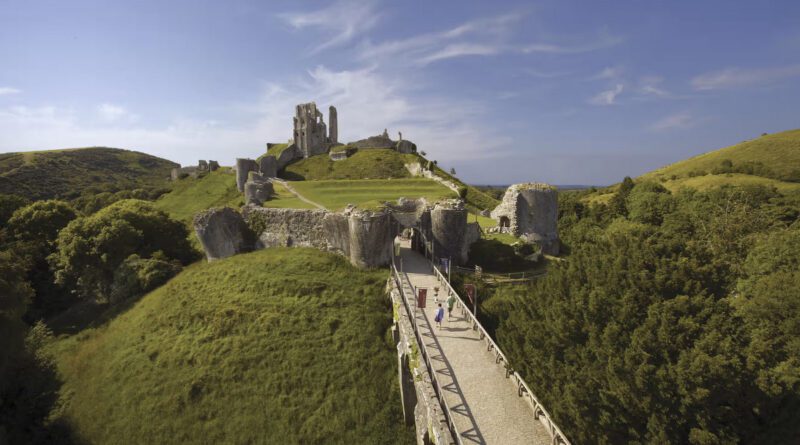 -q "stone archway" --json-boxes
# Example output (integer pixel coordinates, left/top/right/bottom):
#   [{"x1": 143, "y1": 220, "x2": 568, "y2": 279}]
[{"x1": 499, "y1": 216, "x2": 510, "y2": 228}]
